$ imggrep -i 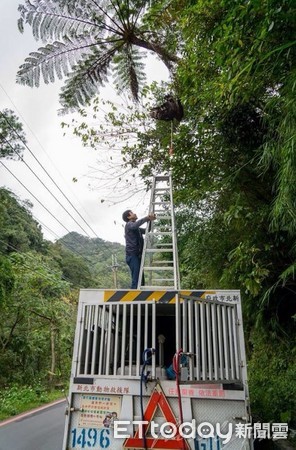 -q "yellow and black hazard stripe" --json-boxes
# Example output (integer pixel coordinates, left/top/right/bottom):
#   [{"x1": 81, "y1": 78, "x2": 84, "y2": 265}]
[{"x1": 103, "y1": 290, "x2": 212, "y2": 303}]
